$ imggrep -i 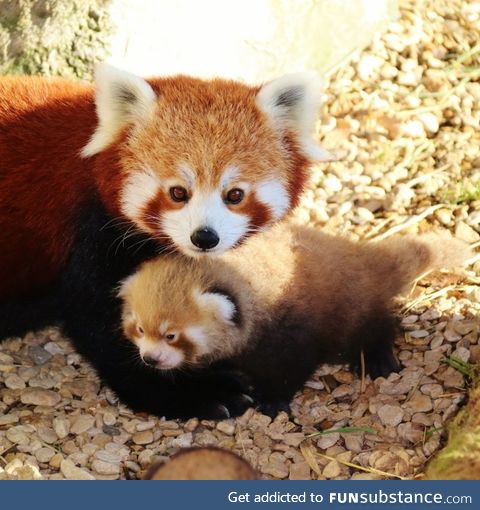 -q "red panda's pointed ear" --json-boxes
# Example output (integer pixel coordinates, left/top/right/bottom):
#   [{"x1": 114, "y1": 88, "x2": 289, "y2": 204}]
[
  {"x1": 195, "y1": 289, "x2": 237, "y2": 324},
  {"x1": 117, "y1": 273, "x2": 137, "y2": 299},
  {"x1": 256, "y1": 72, "x2": 333, "y2": 162},
  {"x1": 82, "y1": 64, "x2": 156, "y2": 157}
]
